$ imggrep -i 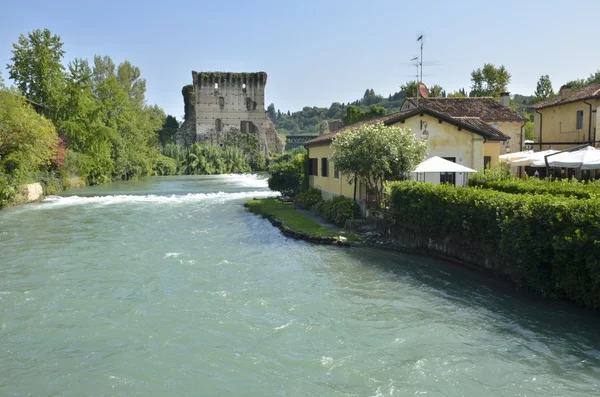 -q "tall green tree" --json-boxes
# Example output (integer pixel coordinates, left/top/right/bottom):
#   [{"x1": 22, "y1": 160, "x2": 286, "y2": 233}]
[
  {"x1": 0, "y1": 89, "x2": 58, "y2": 174},
  {"x1": 267, "y1": 103, "x2": 276, "y2": 121},
  {"x1": 331, "y1": 122, "x2": 427, "y2": 207},
  {"x1": 429, "y1": 84, "x2": 445, "y2": 98},
  {"x1": 534, "y1": 75, "x2": 554, "y2": 100},
  {"x1": 401, "y1": 81, "x2": 418, "y2": 98},
  {"x1": 6, "y1": 28, "x2": 65, "y2": 117},
  {"x1": 470, "y1": 63, "x2": 511, "y2": 97},
  {"x1": 158, "y1": 115, "x2": 179, "y2": 146}
]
